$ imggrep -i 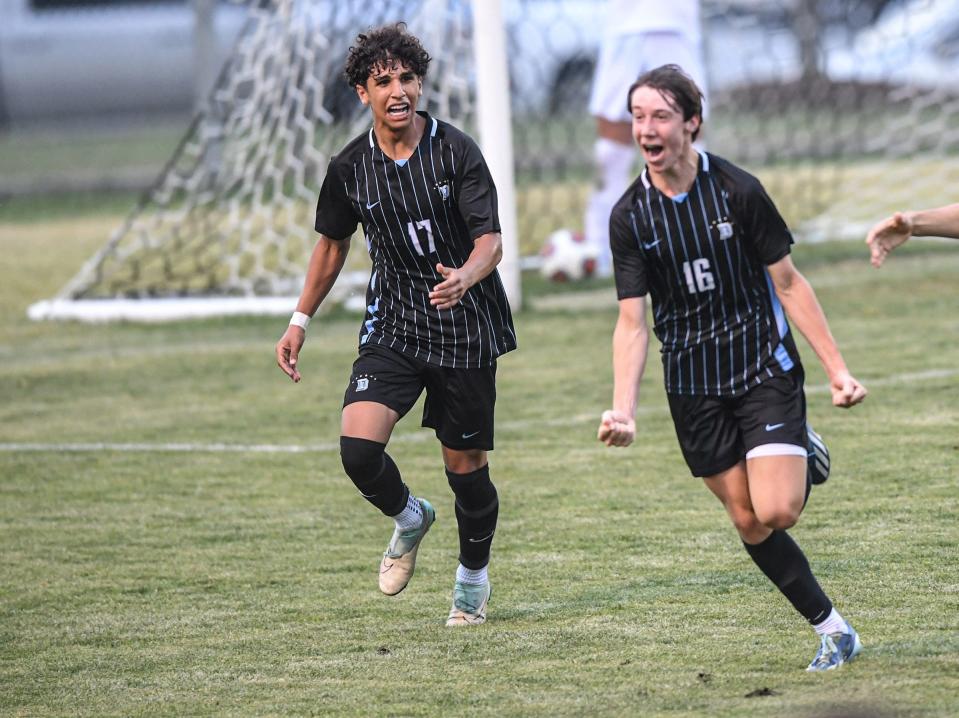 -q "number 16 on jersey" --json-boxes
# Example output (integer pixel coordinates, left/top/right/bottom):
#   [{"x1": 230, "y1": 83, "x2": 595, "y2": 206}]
[{"x1": 683, "y1": 258, "x2": 715, "y2": 293}]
